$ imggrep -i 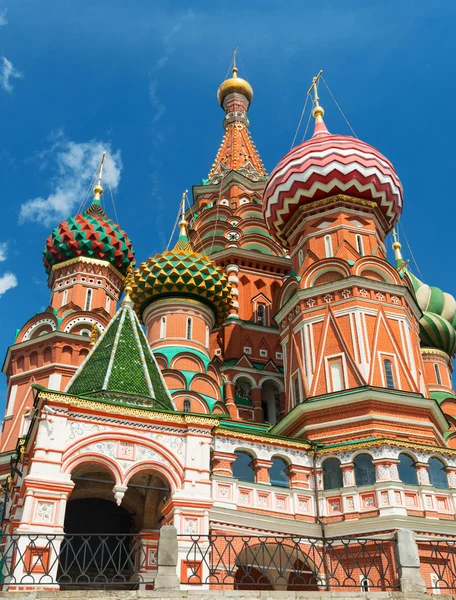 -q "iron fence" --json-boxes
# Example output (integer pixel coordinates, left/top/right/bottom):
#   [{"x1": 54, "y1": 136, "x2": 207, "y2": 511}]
[
  {"x1": 0, "y1": 533, "x2": 155, "y2": 589},
  {"x1": 419, "y1": 538, "x2": 456, "y2": 592},
  {"x1": 180, "y1": 534, "x2": 399, "y2": 590}
]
